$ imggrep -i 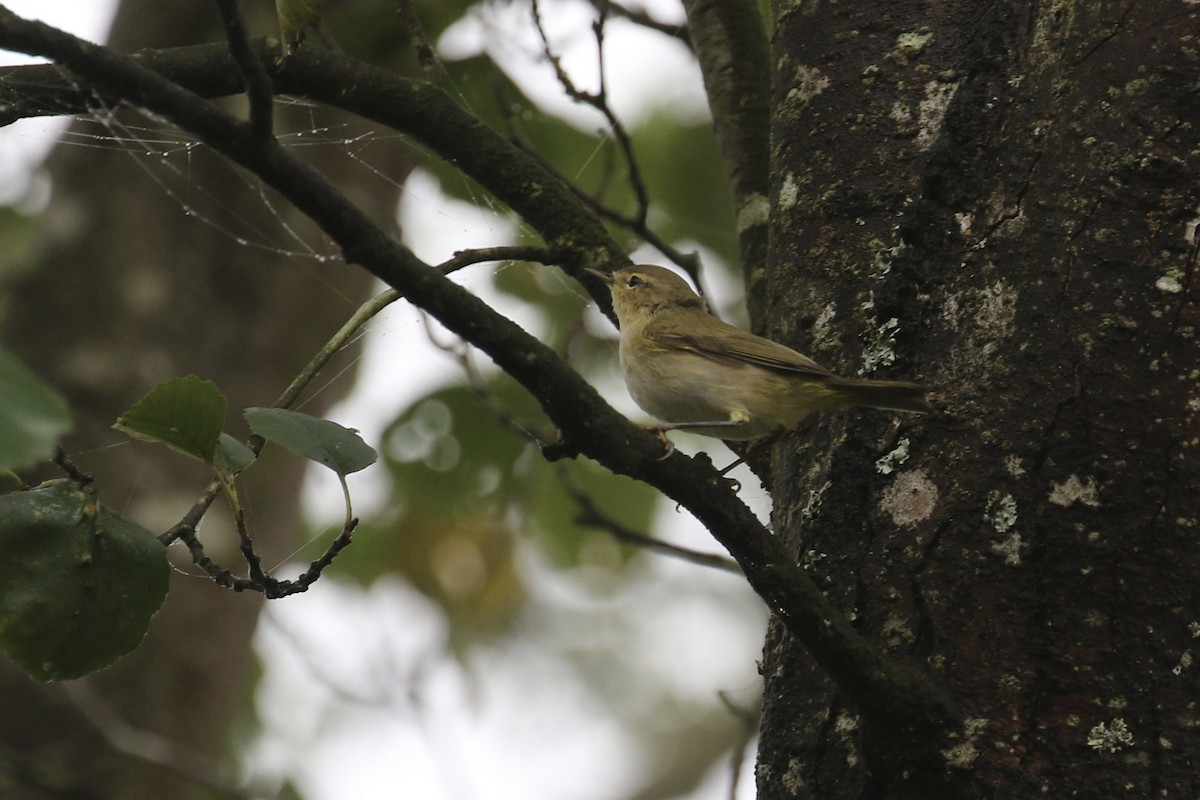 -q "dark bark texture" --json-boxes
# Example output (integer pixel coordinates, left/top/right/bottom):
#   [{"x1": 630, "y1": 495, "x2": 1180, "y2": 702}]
[{"x1": 762, "y1": 0, "x2": 1199, "y2": 797}]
